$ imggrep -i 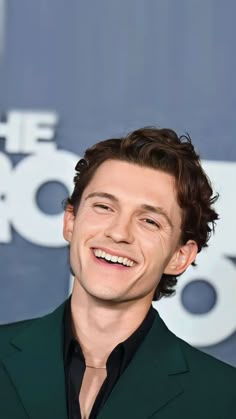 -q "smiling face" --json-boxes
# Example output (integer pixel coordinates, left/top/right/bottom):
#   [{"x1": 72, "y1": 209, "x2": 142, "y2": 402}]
[{"x1": 64, "y1": 160, "x2": 197, "y2": 308}]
